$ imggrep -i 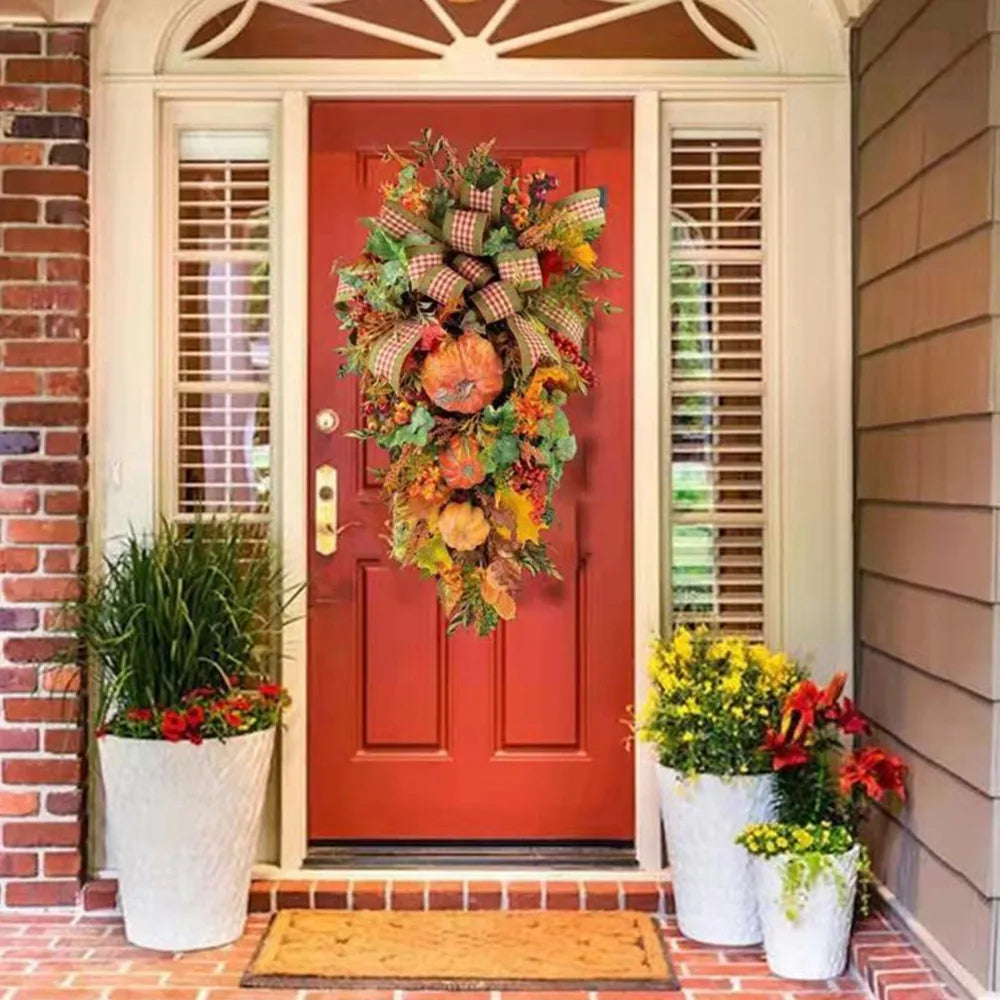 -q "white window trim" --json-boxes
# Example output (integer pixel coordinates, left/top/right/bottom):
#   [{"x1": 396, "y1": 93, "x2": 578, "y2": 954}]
[{"x1": 92, "y1": 7, "x2": 853, "y2": 878}]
